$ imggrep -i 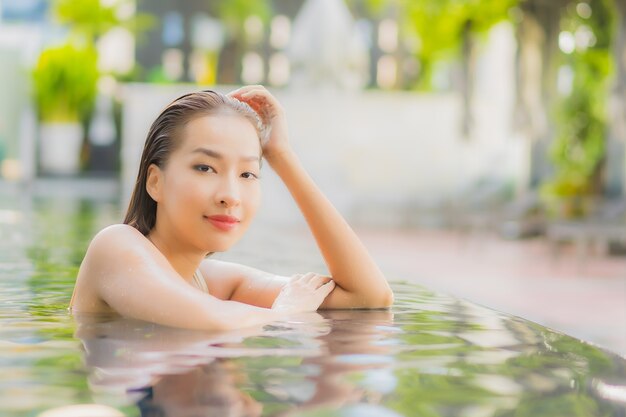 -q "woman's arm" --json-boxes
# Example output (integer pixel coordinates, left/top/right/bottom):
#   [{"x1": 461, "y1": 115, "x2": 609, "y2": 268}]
[
  {"x1": 229, "y1": 86, "x2": 393, "y2": 309},
  {"x1": 269, "y1": 151, "x2": 393, "y2": 309},
  {"x1": 77, "y1": 225, "x2": 332, "y2": 330}
]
